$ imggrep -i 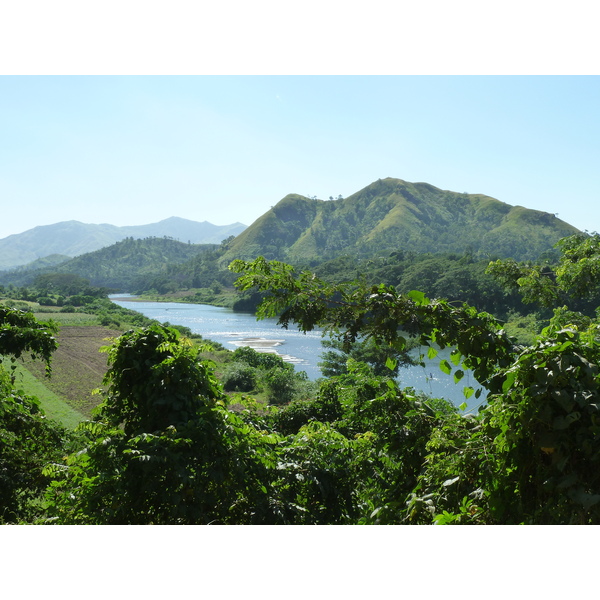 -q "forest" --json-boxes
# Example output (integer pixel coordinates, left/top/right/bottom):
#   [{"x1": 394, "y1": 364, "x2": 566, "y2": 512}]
[{"x1": 2, "y1": 232, "x2": 600, "y2": 524}]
